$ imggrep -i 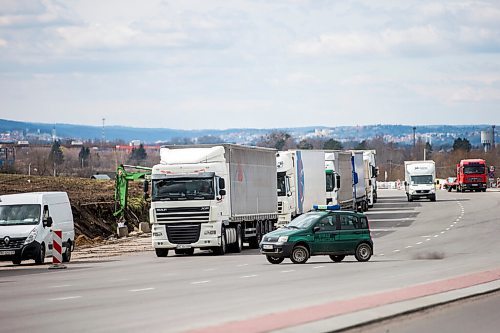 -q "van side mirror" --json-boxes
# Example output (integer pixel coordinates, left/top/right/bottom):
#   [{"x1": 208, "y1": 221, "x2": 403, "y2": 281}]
[
  {"x1": 219, "y1": 189, "x2": 226, "y2": 196},
  {"x1": 313, "y1": 226, "x2": 320, "y2": 233},
  {"x1": 219, "y1": 178, "x2": 225, "y2": 190},
  {"x1": 44, "y1": 217, "x2": 53, "y2": 228}
]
